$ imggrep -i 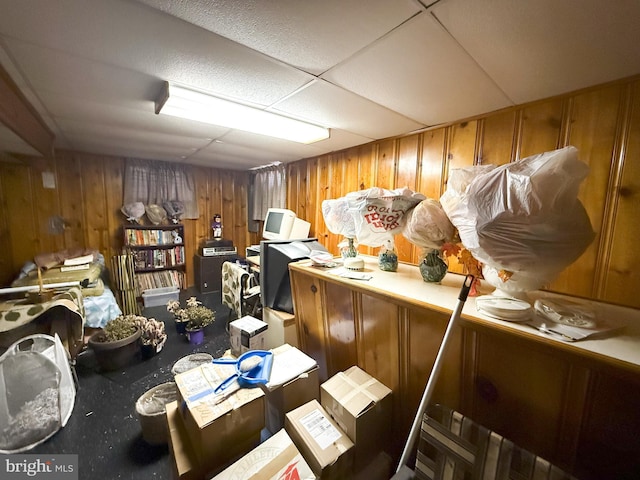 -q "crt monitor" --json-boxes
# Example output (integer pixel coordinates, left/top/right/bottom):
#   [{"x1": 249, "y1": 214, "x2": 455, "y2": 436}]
[
  {"x1": 262, "y1": 208, "x2": 311, "y2": 240},
  {"x1": 260, "y1": 238, "x2": 328, "y2": 314}
]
